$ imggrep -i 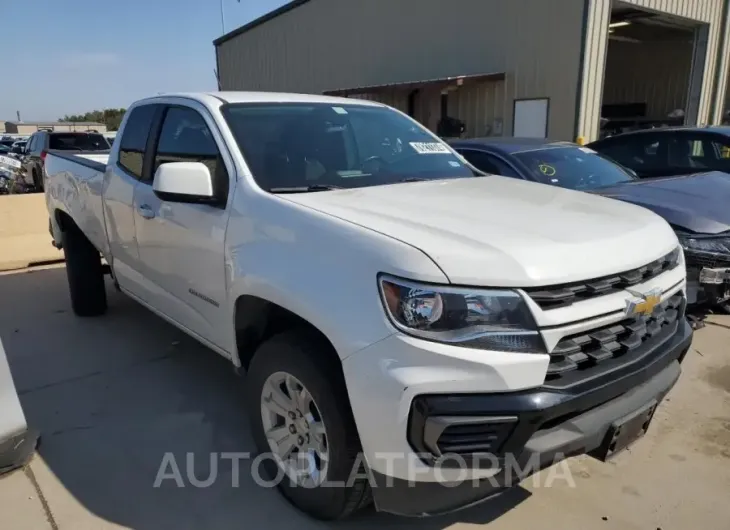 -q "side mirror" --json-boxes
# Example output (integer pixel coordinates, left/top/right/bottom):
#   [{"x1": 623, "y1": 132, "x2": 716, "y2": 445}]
[{"x1": 152, "y1": 162, "x2": 215, "y2": 203}]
